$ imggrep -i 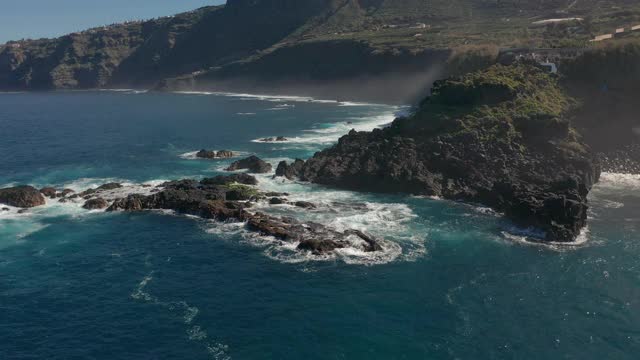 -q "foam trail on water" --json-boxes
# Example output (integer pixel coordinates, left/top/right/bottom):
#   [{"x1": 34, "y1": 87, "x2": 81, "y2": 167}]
[{"x1": 131, "y1": 268, "x2": 231, "y2": 360}]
